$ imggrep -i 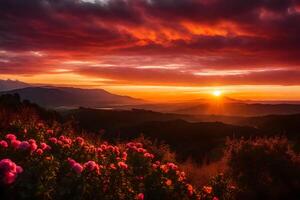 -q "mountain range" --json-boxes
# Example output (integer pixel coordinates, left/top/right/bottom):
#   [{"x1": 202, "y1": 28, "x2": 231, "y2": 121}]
[
  {"x1": 0, "y1": 86, "x2": 144, "y2": 108},
  {"x1": 1, "y1": 79, "x2": 300, "y2": 116},
  {"x1": 0, "y1": 79, "x2": 144, "y2": 108}
]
